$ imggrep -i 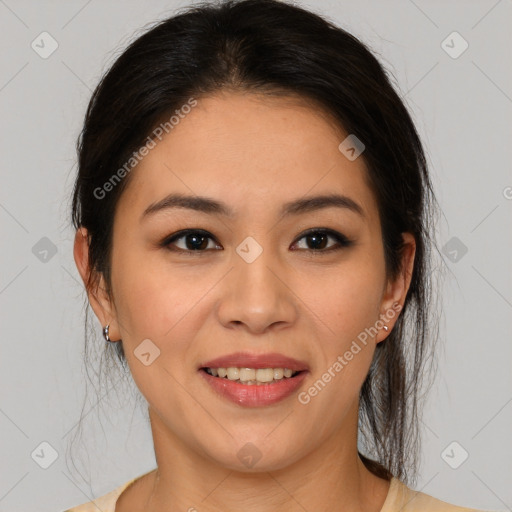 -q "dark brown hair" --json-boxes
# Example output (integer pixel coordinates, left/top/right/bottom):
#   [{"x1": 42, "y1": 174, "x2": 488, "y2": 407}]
[{"x1": 71, "y1": 0, "x2": 439, "y2": 485}]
